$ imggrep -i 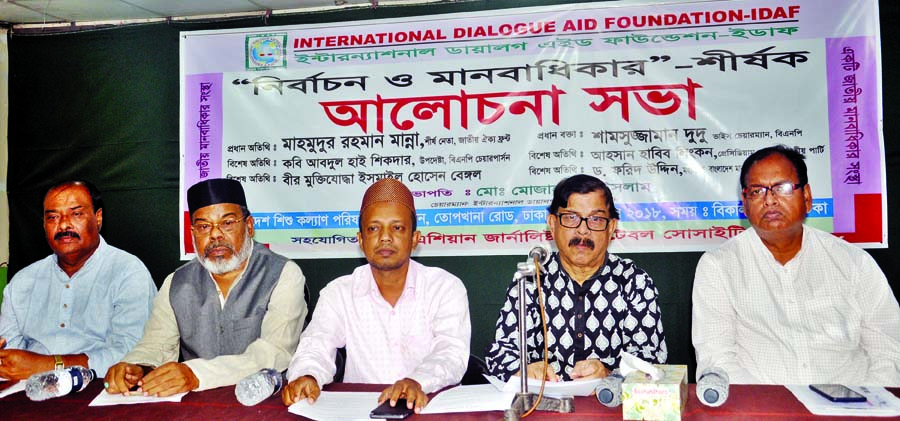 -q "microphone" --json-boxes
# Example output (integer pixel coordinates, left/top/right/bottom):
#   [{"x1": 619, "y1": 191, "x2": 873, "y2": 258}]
[
  {"x1": 528, "y1": 244, "x2": 551, "y2": 265},
  {"x1": 697, "y1": 367, "x2": 729, "y2": 407},
  {"x1": 515, "y1": 244, "x2": 552, "y2": 279}
]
